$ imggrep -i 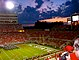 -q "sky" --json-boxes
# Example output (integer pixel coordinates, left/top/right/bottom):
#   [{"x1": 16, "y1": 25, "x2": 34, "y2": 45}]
[
  {"x1": 15, "y1": 0, "x2": 66, "y2": 11},
  {"x1": 0, "y1": 0, "x2": 79, "y2": 24}
]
